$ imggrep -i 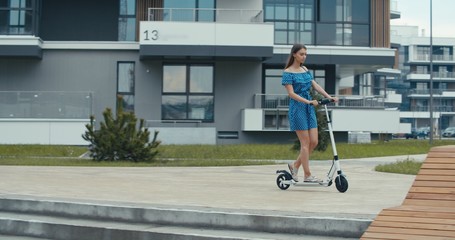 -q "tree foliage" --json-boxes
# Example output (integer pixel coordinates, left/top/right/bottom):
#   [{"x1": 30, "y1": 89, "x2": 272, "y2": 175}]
[{"x1": 82, "y1": 96, "x2": 160, "y2": 162}]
